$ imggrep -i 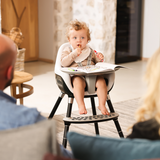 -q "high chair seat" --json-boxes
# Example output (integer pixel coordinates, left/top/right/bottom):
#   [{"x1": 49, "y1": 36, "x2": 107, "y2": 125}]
[{"x1": 49, "y1": 43, "x2": 124, "y2": 148}]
